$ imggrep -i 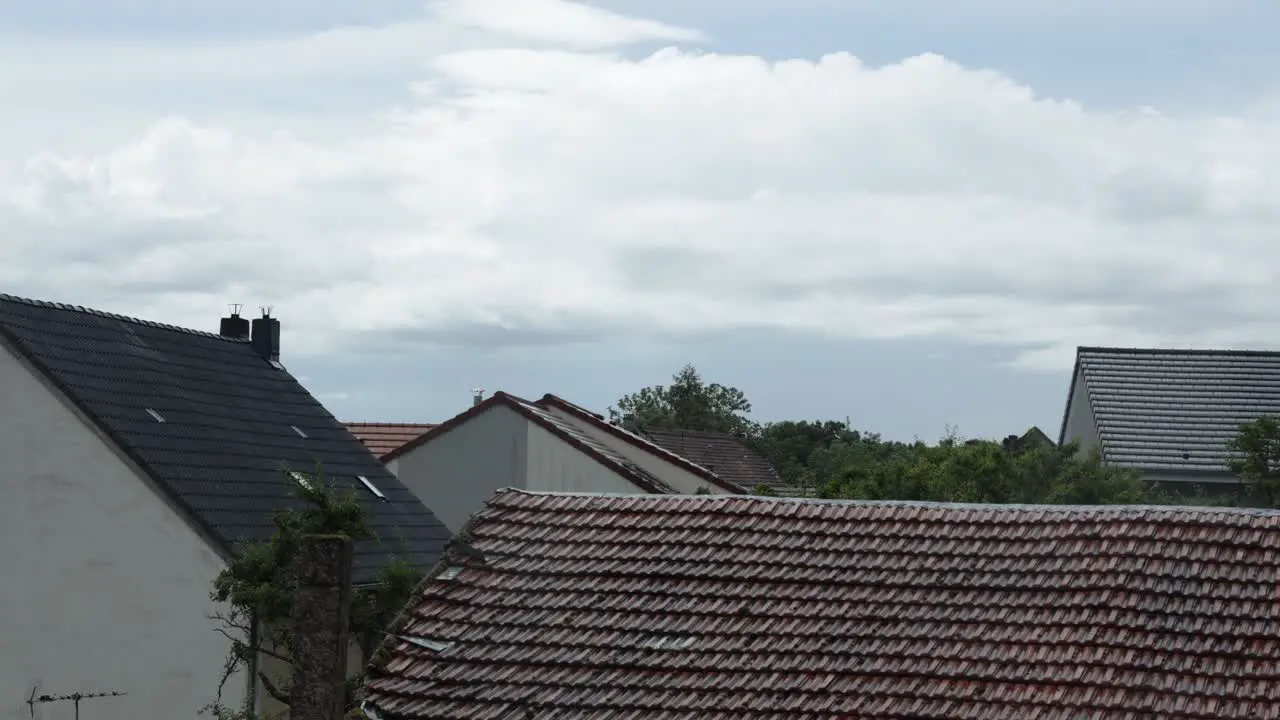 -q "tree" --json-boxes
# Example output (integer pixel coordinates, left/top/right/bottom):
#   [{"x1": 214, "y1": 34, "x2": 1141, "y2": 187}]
[
  {"x1": 609, "y1": 364, "x2": 757, "y2": 436},
  {"x1": 1227, "y1": 415, "x2": 1280, "y2": 507},
  {"x1": 203, "y1": 467, "x2": 423, "y2": 720},
  {"x1": 781, "y1": 426, "x2": 1156, "y2": 506}
]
